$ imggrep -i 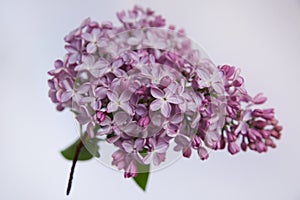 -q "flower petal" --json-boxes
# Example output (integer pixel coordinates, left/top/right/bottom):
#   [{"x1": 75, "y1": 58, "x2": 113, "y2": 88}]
[
  {"x1": 150, "y1": 87, "x2": 164, "y2": 98},
  {"x1": 155, "y1": 140, "x2": 169, "y2": 153},
  {"x1": 122, "y1": 140, "x2": 134, "y2": 153},
  {"x1": 107, "y1": 102, "x2": 118, "y2": 113},
  {"x1": 95, "y1": 87, "x2": 107, "y2": 99},
  {"x1": 143, "y1": 153, "x2": 153, "y2": 165},
  {"x1": 60, "y1": 91, "x2": 73, "y2": 102},
  {"x1": 170, "y1": 113, "x2": 184, "y2": 124},
  {"x1": 167, "y1": 96, "x2": 183, "y2": 104},
  {"x1": 150, "y1": 99, "x2": 163, "y2": 111},
  {"x1": 77, "y1": 83, "x2": 90, "y2": 94},
  {"x1": 107, "y1": 90, "x2": 119, "y2": 102},
  {"x1": 120, "y1": 90, "x2": 132, "y2": 102},
  {"x1": 153, "y1": 153, "x2": 165, "y2": 166},
  {"x1": 87, "y1": 43, "x2": 97, "y2": 54},
  {"x1": 120, "y1": 102, "x2": 133, "y2": 115},
  {"x1": 161, "y1": 102, "x2": 171, "y2": 117},
  {"x1": 113, "y1": 111, "x2": 130, "y2": 126}
]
